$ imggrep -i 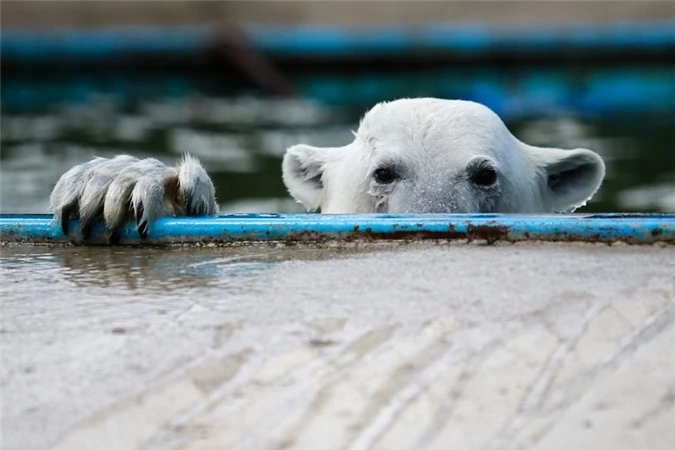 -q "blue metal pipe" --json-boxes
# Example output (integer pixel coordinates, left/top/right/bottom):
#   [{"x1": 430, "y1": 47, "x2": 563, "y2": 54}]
[{"x1": 1, "y1": 214, "x2": 673, "y2": 246}]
